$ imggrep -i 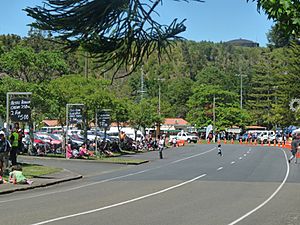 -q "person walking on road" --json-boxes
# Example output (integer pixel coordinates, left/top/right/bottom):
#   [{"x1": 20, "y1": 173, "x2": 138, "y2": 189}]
[
  {"x1": 217, "y1": 144, "x2": 222, "y2": 156},
  {"x1": 288, "y1": 135, "x2": 300, "y2": 164}
]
